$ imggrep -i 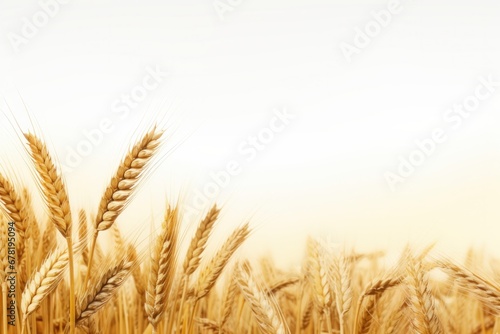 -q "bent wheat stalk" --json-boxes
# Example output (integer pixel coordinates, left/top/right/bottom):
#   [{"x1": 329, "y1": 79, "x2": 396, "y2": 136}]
[
  {"x1": 436, "y1": 259, "x2": 500, "y2": 314},
  {"x1": 353, "y1": 275, "x2": 402, "y2": 334}
]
